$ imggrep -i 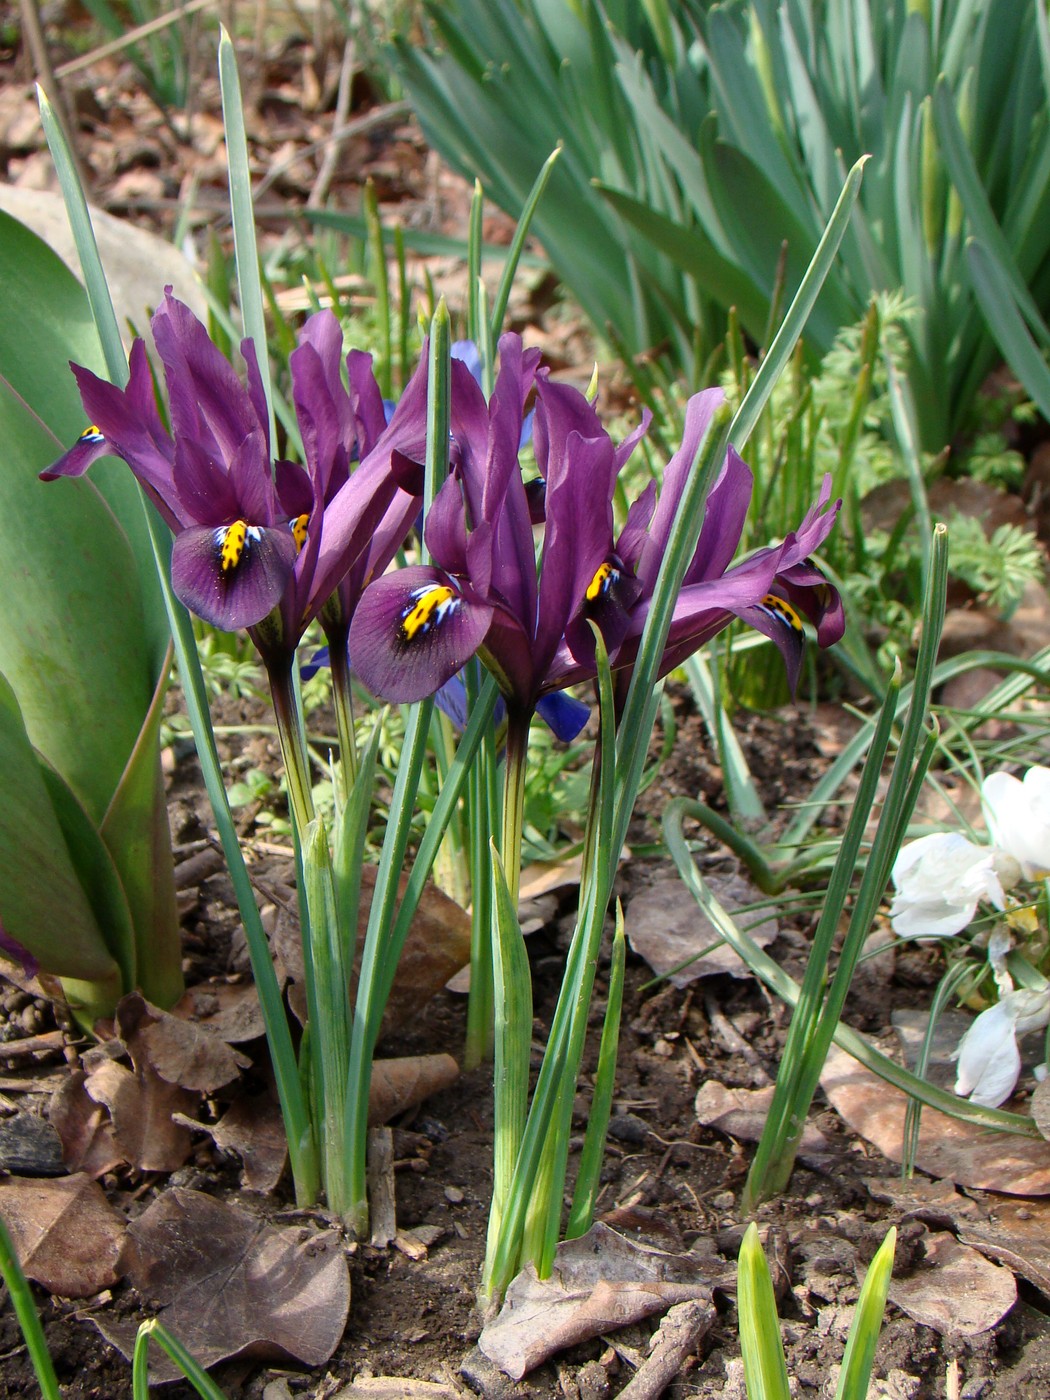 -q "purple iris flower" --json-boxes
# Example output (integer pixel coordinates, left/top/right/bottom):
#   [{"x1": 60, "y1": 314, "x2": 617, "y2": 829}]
[
  {"x1": 557, "y1": 388, "x2": 845, "y2": 701},
  {"x1": 347, "y1": 331, "x2": 647, "y2": 719},
  {"x1": 42, "y1": 293, "x2": 424, "y2": 651},
  {"x1": 347, "y1": 336, "x2": 844, "y2": 718}
]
